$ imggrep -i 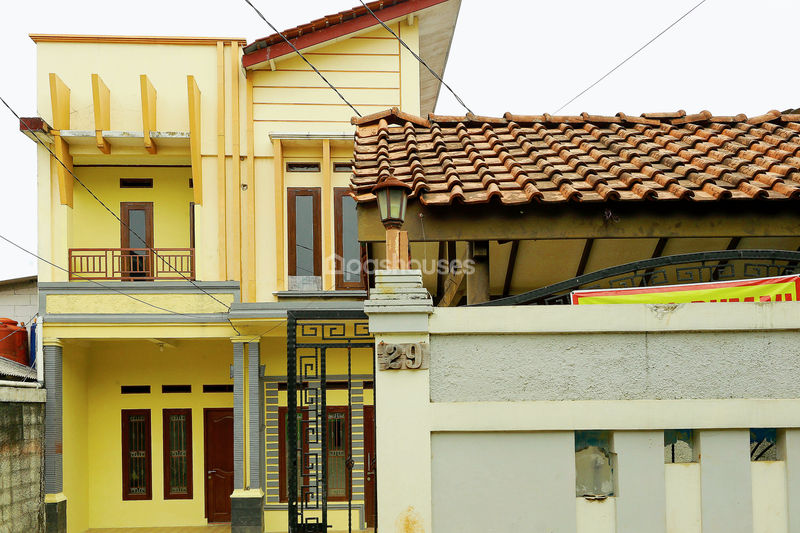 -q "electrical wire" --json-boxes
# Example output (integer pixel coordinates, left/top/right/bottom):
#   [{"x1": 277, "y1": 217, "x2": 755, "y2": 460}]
[
  {"x1": 242, "y1": 0, "x2": 363, "y2": 118},
  {"x1": 0, "y1": 232, "x2": 223, "y2": 320},
  {"x1": 357, "y1": 0, "x2": 473, "y2": 115},
  {"x1": 3, "y1": 96, "x2": 242, "y2": 334},
  {"x1": 553, "y1": 0, "x2": 709, "y2": 114},
  {"x1": 1, "y1": 96, "x2": 234, "y2": 317}
]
